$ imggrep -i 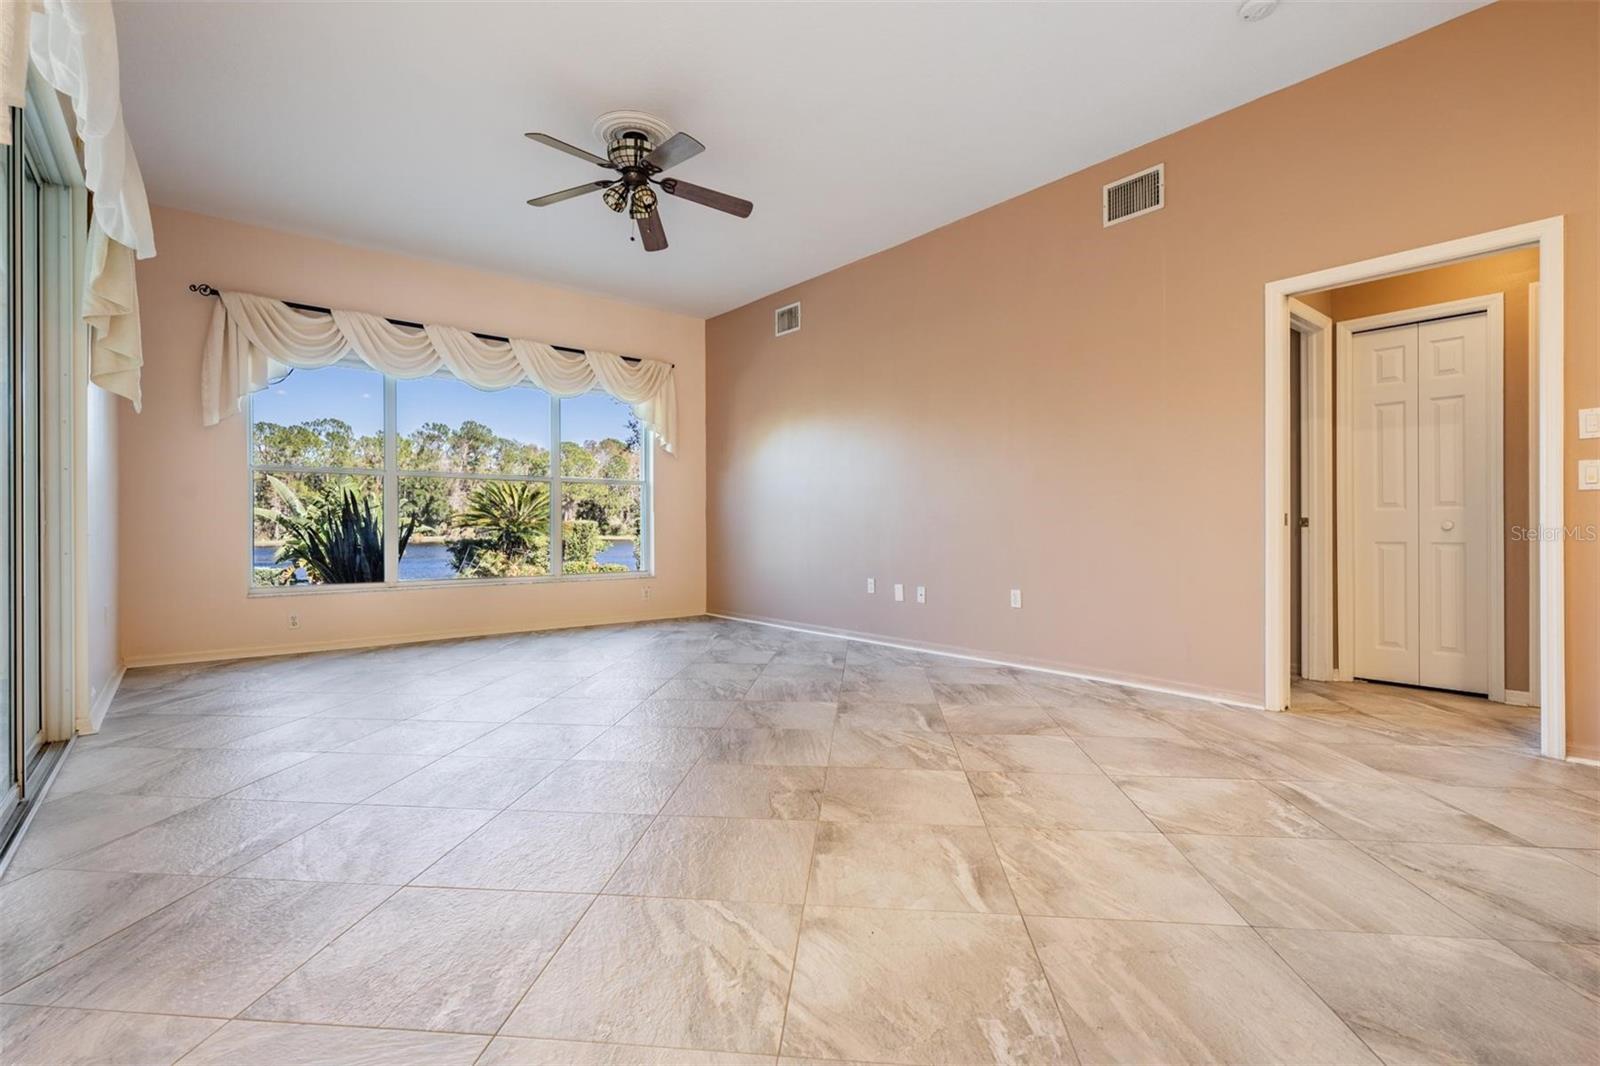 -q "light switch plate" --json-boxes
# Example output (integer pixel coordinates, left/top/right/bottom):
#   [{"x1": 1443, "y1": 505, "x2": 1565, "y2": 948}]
[
  {"x1": 1580, "y1": 459, "x2": 1600, "y2": 491},
  {"x1": 915, "y1": 585, "x2": 926, "y2": 604},
  {"x1": 867, "y1": 578, "x2": 875, "y2": 594},
  {"x1": 1010, "y1": 589, "x2": 1023, "y2": 609},
  {"x1": 893, "y1": 583, "x2": 904, "y2": 602},
  {"x1": 1580, "y1": 408, "x2": 1600, "y2": 440}
]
